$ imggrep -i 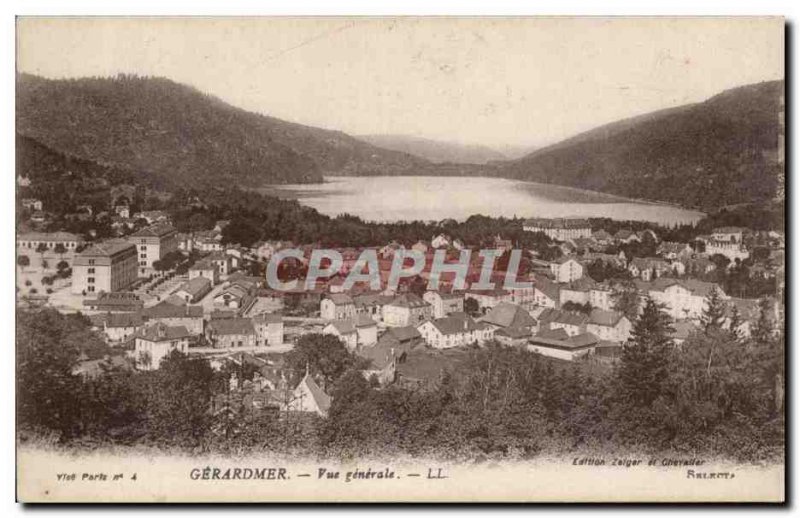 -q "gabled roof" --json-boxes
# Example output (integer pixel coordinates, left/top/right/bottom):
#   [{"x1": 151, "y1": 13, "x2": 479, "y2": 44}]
[
  {"x1": 130, "y1": 223, "x2": 176, "y2": 238},
  {"x1": 253, "y1": 312, "x2": 283, "y2": 325},
  {"x1": 296, "y1": 374, "x2": 331, "y2": 414},
  {"x1": 423, "y1": 314, "x2": 489, "y2": 336},
  {"x1": 327, "y1": 320, "x2": 357, "y2": 335},
  {"x1": 538, "y1": 308, "x2": 589, "y2": 327},
  {"x1": 384, "y1": 325, "x2": 422, "y2": 343},
  {"x1": 105, "y1": 312, "x2": 144, "y2": 328},
  {"x1": 387, "y1": 293, "x2": 430, "y2": 309},
  {"x1": 713, "y1": 226, "x2": 747, "y2": 234},
  {"x1": 530, "y1": 330, "x2": 598, "y2": 349},
  {"x1": 588, "y1": 309, "x2": 626, "y2": 327},
  {"x1": 495, "y1": 327, "x2": 532, "y2": 339},
  {"x1": 137, "y1": 323, "x2": 192, "y2": 342},
  {"x1": 482, "y1": 303, "x2": 537, "y2": 329},
  {"x1": 143, "y1": 301, "x2": 203, "y2": 319},
  {"x1": 561, "y1": 276, "x2": 597, "y2": 292},
  {"x1": 324, "y1": 293, "x2": 355, "y2": 306},
  {"x1": 176, "y1": 276, "x2": 212, "y2": 298},
  {"x1": 78, "y1": 239, "x2": 135, "y2": 257},
  {"x1": 534, "y1": 276, "x2": 560, "y2": 301},
  {"x1": 208, "y1": 317, "x2": 256, "y2": 336}
]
